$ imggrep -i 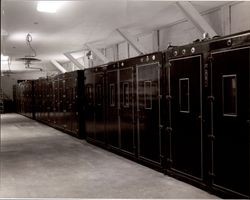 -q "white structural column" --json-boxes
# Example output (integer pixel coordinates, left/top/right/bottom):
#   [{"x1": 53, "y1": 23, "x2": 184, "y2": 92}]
[
  {"x1": 113, "y1": 44, "x2": 119, "y2": 61},
  {"x1": 176, "y1": 1, "x2": 217, "y2": 37},
  {"x1": 85, "y1": 43, "x2": 110, "y2": 64},
  {"x1": 221, "y1": 4, "x2": 231, "y2": 35},
  {"x1": 116, "y1": 28, "x2": 147, "y2": 55},
  {"x1": 152, "y1": 30, "x2": 159, "y2": 52},
  {"x1": 64, "y1": 52, "x2": 83, "y2": 70},
  {"x1": 50, "y1": 60, "x2": 67, "y2": 73}
]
